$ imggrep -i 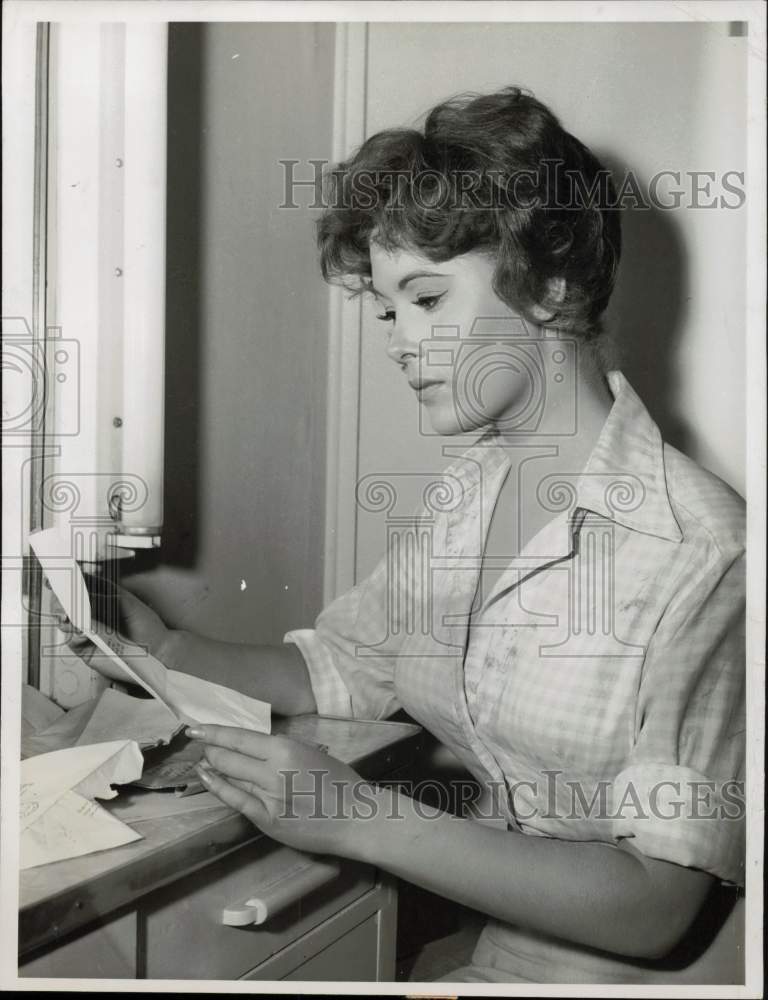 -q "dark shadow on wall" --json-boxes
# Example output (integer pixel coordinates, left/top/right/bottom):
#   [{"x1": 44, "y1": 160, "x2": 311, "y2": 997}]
[
  {"x1": 127, "y1": 23, "x2": 204, "y2": 576},
  {"x1": 602, "y1": 155, "x2": 692, "y2": 459}
]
